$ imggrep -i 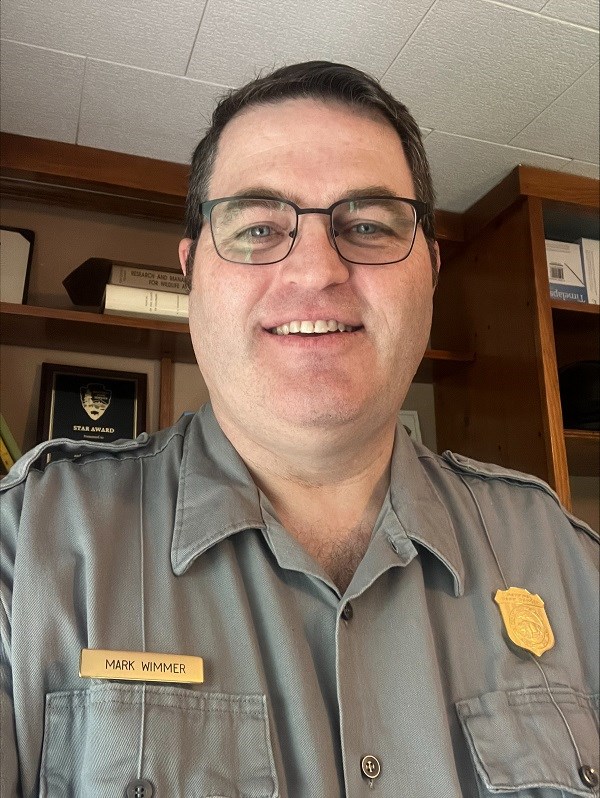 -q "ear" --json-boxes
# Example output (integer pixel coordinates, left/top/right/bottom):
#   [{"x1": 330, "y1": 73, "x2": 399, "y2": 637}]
[
  {"x1": 179, "y1": 238, "x2": 193, "y2": 276},
  {"x1": 431, "y1": 240, "x2": 441, "y2": 288}
]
